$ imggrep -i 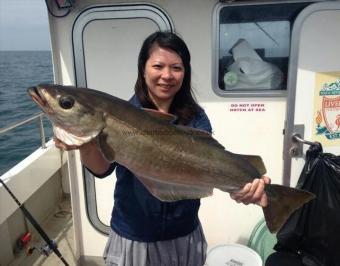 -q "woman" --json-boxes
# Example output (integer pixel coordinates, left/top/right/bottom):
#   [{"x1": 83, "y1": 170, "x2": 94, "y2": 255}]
[{"x1": 55, "y1": 31, "x2": 270, "y2": 266}]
